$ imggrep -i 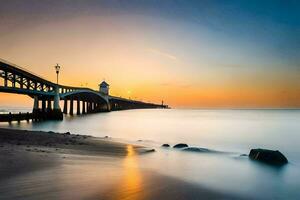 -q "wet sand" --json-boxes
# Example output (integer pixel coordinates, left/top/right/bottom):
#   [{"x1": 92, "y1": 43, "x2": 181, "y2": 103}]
[{"x1": 0, "y1": 128, "x2": 246, "y2": 200}]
